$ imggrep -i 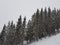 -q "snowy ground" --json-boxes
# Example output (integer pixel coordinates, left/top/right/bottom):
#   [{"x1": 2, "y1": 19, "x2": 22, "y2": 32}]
[{"x1": 29, "y1": 33, "x2": 60, "y2": 45}]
